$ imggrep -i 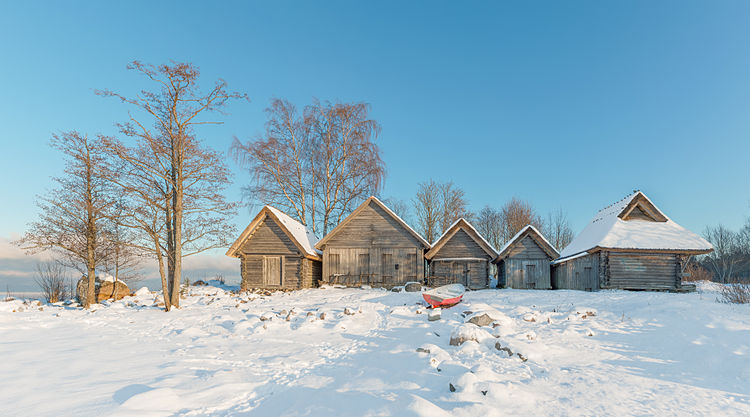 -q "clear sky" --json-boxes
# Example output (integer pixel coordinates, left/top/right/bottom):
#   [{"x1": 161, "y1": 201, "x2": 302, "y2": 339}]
[{"x1": 1, "y1": 1, "x2": 749, "y2": 290}]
